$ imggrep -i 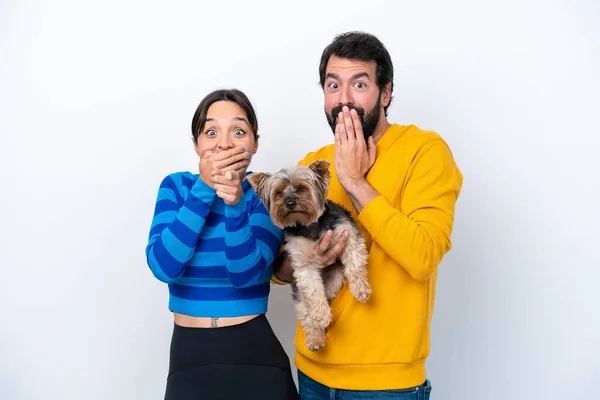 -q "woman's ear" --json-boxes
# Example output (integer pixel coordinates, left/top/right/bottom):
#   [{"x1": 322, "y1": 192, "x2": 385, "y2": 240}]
[
  {"x1": 192, "y1": 137, "x2": 200, "y2": 156},
  {"x1": 252, "y1": 134, "x2": 260, "y2": 154}
]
